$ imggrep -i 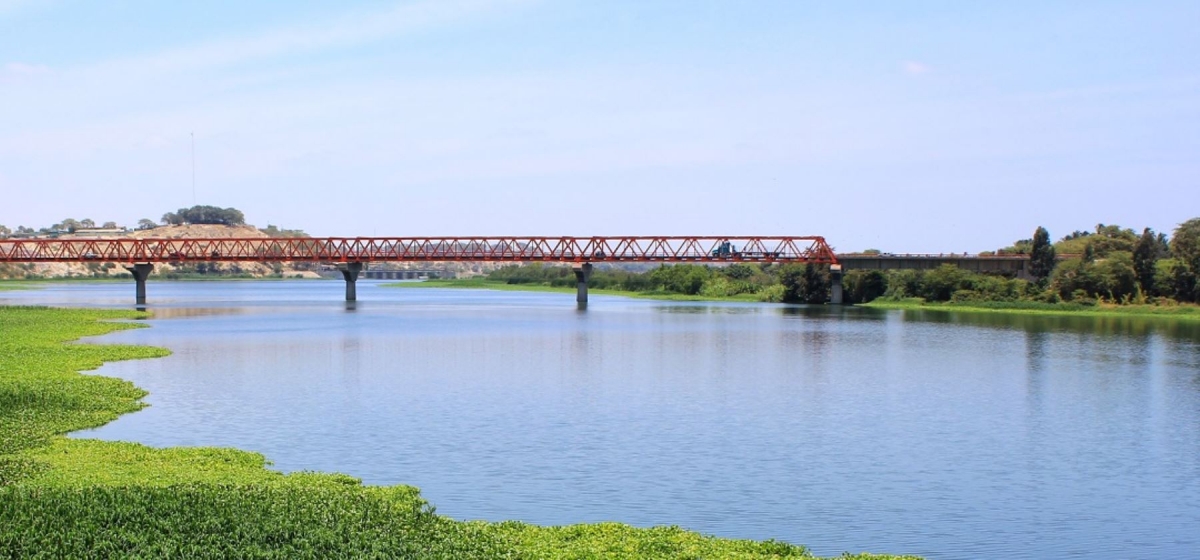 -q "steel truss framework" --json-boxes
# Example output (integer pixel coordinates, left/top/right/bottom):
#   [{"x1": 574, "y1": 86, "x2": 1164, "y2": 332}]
[{"x1": 0, "y1": 236, "x2": 839, "y2": 265}]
